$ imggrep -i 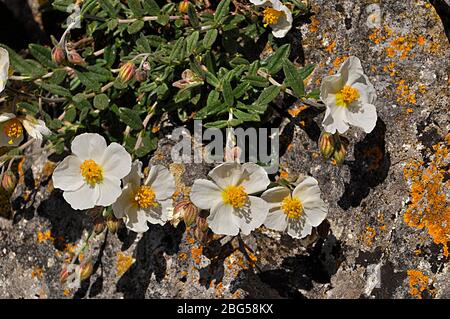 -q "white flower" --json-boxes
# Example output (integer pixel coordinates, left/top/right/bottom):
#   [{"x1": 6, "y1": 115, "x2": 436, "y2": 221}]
[
  {"x1": 0, "y1": 47, "x2": 9, "y2": 93},
  {"x1": 261, "y1": 176, "x2": 327, "y2": 239},
  {"x1": 250, "y1": 0, "x2": 293, "y2": 38},
  {"x1": 366, "y1": 4, "x2": 382, "y2": 29},
  {"x1": 0, "y1": 113, "x2": 23, "y2": 147},
  {"x1": 190, "y1": 162, "x2": 270, "y2": 236},
  {"x1": 22, "y1": 115, "x2": 51, "y2": 140},
  {"x1": 52, "y1": 133, "x2": 132, "y2": 210},
  {"x1": 320, "y1": 56, "x2": 378, "y2": 134},
  {"x1": 0, "y1": 113, "x2": 51, "y2": 147},
  {"x1": 112, "y1": 160, "x2": 176, "y2": 233}
]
